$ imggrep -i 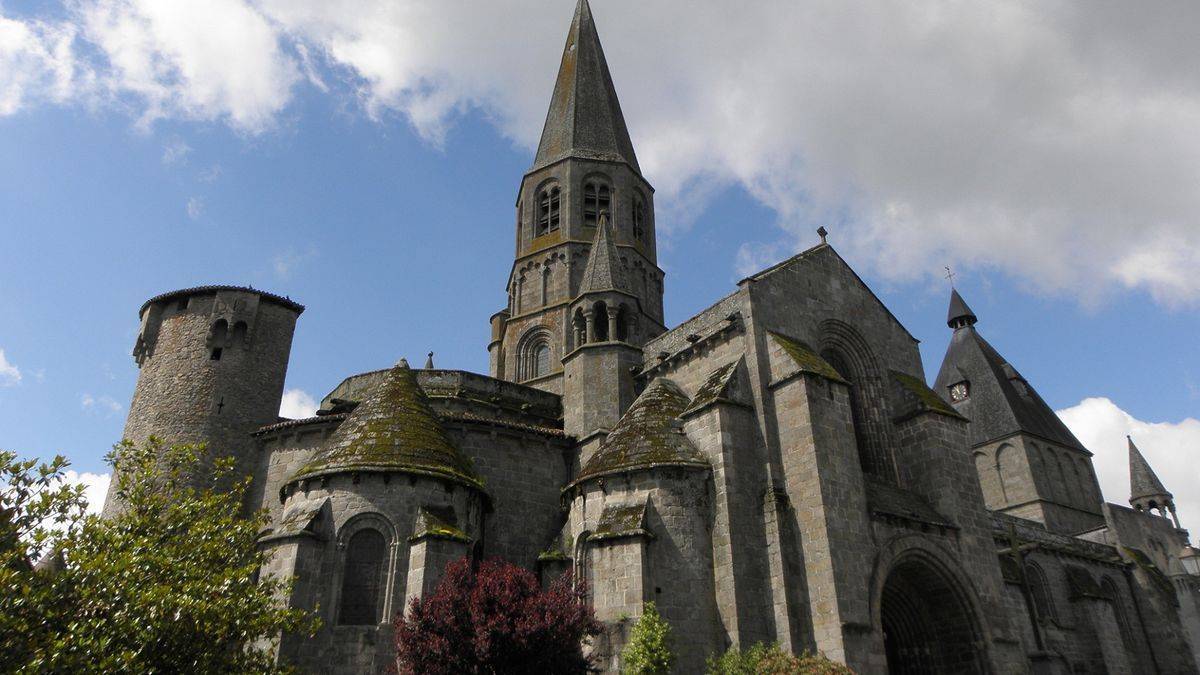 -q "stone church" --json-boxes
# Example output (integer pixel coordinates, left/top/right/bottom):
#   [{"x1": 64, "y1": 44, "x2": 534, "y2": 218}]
[{"x1": 103, "y1": 1, "x2": 1200, "y2": 672}]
